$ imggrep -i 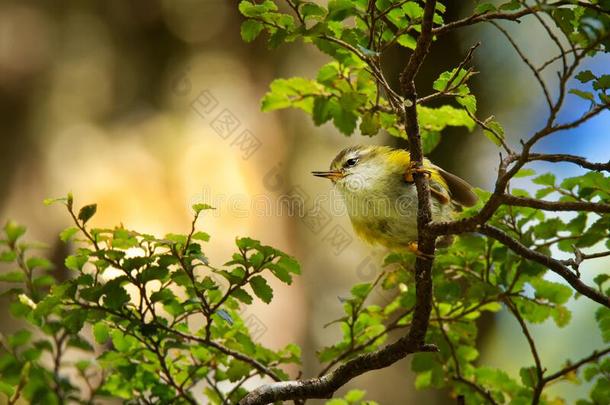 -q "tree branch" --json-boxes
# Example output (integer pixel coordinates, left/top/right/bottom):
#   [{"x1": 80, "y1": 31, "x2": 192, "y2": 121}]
[
  {"x1": 502, "y1": 194, "x2": 610, "y2": 213},
  {"x1": 543, "y1": 347, "x2": 610, "y2": 384},
  {"x1": 240, "y1": 2, "x2": 441, "y2": 403},
  {"x1": 526, "y1": 153, "x2": 610, "y2": 171},
  {"x1": 479, "y1": 224, "x2": 610, "y2": 307}
]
